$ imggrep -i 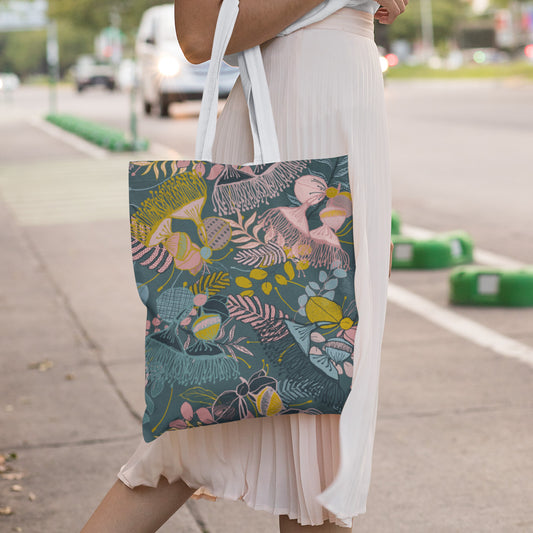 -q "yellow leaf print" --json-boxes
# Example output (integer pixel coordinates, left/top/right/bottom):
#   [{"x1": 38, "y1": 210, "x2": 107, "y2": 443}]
[
  {"x1": 235, "y1": 276, "x2": 252, "y2": 288},
  {"x1": 283, "y1": 261, "x2": 295, "y2": 280},
  {"x1": 305, "y1": 297, "x2": 343, "y2": 324},
  {"x1": 250, "y1": 269, "x2": 268, "y2": 280}
]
